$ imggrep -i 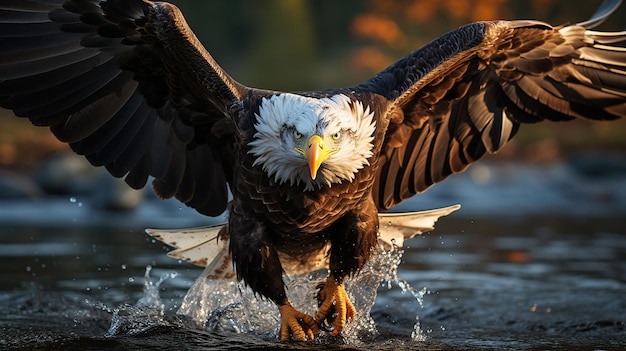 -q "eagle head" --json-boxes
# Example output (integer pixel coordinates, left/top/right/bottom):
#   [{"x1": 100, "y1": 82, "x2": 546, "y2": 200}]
[{"x1": 248, "y1": 93, "x2": 376, "y2": 190}]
